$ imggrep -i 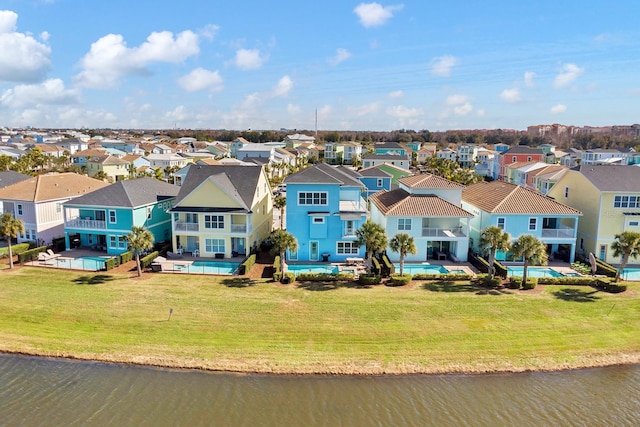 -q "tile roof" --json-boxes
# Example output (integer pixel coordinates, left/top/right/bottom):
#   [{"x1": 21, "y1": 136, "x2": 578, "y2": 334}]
[
  {"x1": 577, "y1": 165, "x2": 640, "y2": 192},
  {"x1": 462, "y1": 181, "x2": 581, "y2": 215},
  {"x1": 502, "y1": 146, "x2": 544, "y2": 155},
  {"x1": 370, "y1": 189, "x2": 473, "y2": 217},
  {"x1": 399, "y1": 173, "x2": 465, "y2": 189},
  {"x1": 0, "y1": 171, "x2": 30, "y2": 189},
  {"x1": 285, "y1": 163, "x2": 364, "y2": 187},
  {"x1": 0, "y1": 172, "x2": 109, "y2": 202},
  {"x1": 64, "y1": 177, "x2": 179, "y2": 208}
]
